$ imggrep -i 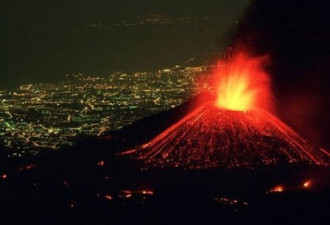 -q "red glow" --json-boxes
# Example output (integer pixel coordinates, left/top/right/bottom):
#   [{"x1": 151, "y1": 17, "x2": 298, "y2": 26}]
[
  {"x1": 118, "y1": 190, "x2": 133, "y2": 198},
  {"x1": 2, "y1": 174, "x2": 7, "y2": 179},
  {"x1": 97, "y1": 160, "x2": 105, "y2": 167},
  {"x1": 212, "y1": 52, "x2": 272, "y2": 111},
  {"x1": 303, "y1": 180, "x2": 312, "y2": 188},
  {"x1": 270, "y1": 185, "x2": 284, "y2": 193},
  {"x1": 141, "y1": 190, "x2": 154, "y2": 195},
  {"x1": 119, "y1": 49, "x2": 330, "y2": 169},
  {"x1": 17, "y1": 164, "x2": 36, "y2": 172},
  {"x1": 214, "y1": 197, "x2": 248, "y2": 206},
  {"x1": 120, "y1": 104, "x2": 330, "y2": 169},
  {"x1": 104, "y1": 195, "x2": 113, "y2": 200},
  {"x1": 121, "y1": 190, "x2": 132, "y2": 194}
]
